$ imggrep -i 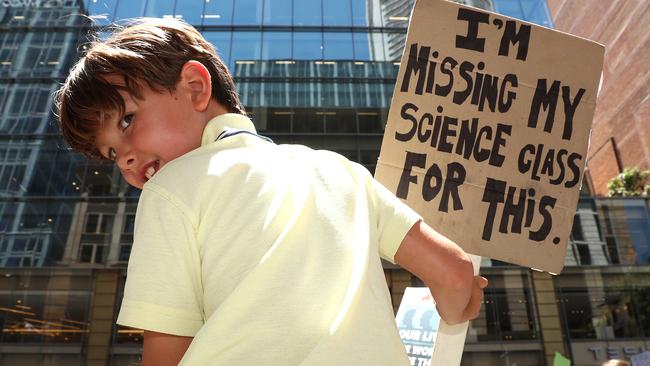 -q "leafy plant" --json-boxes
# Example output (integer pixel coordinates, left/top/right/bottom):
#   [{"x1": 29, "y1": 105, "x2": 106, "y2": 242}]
[{"x1": 607, "y1": 167, "x2": 650, "y2": 197}]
